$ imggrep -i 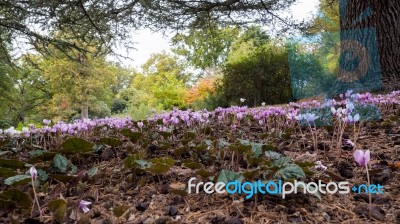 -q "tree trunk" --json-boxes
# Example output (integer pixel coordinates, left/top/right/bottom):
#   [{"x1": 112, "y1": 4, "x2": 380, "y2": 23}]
[
  {"x1": 340, "y1": 0, "x2": 400, "y2": 91},
  {"x1": 81, "y1": 90, "x2": 89, "y2": 119},
  {"x1": 81, "y1": 100, "x2": 89, "y2": 119}
]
